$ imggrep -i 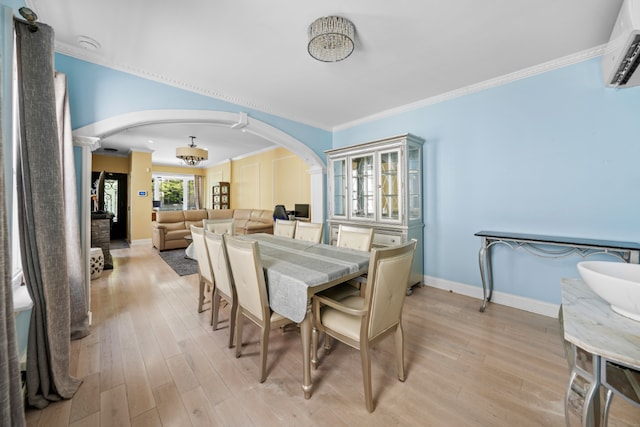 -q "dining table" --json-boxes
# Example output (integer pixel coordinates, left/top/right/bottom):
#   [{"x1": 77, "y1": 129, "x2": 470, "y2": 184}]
[{"x1": 238, "y1": 233, "x2": 370, "y2": 399}]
